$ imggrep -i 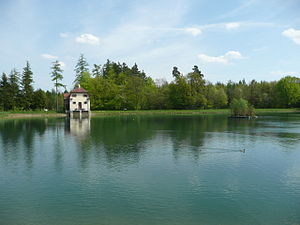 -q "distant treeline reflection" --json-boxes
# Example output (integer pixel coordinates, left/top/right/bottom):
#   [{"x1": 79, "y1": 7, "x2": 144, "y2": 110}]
[{"x1": 1, "y1": 115, "x2": 299, "y2": 168}]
